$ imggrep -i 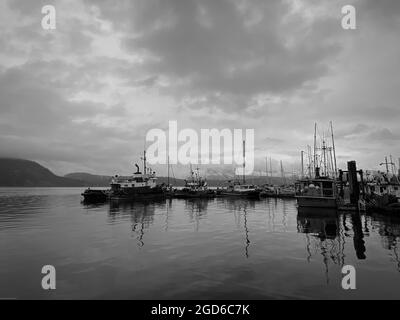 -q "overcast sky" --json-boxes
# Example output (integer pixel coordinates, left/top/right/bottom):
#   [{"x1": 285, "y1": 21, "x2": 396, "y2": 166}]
[{"x1": 0, "y1": 0, "x2": 399, "y2": 177}]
